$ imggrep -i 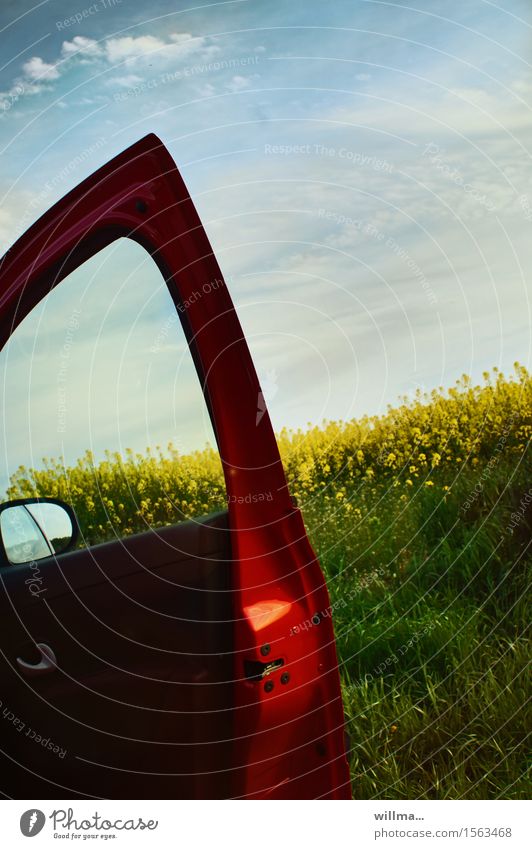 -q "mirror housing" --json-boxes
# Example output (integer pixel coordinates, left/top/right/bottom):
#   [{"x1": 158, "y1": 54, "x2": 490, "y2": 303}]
[{"x1": 0, "y1": 498, "x2": 78, "y2": 566}]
